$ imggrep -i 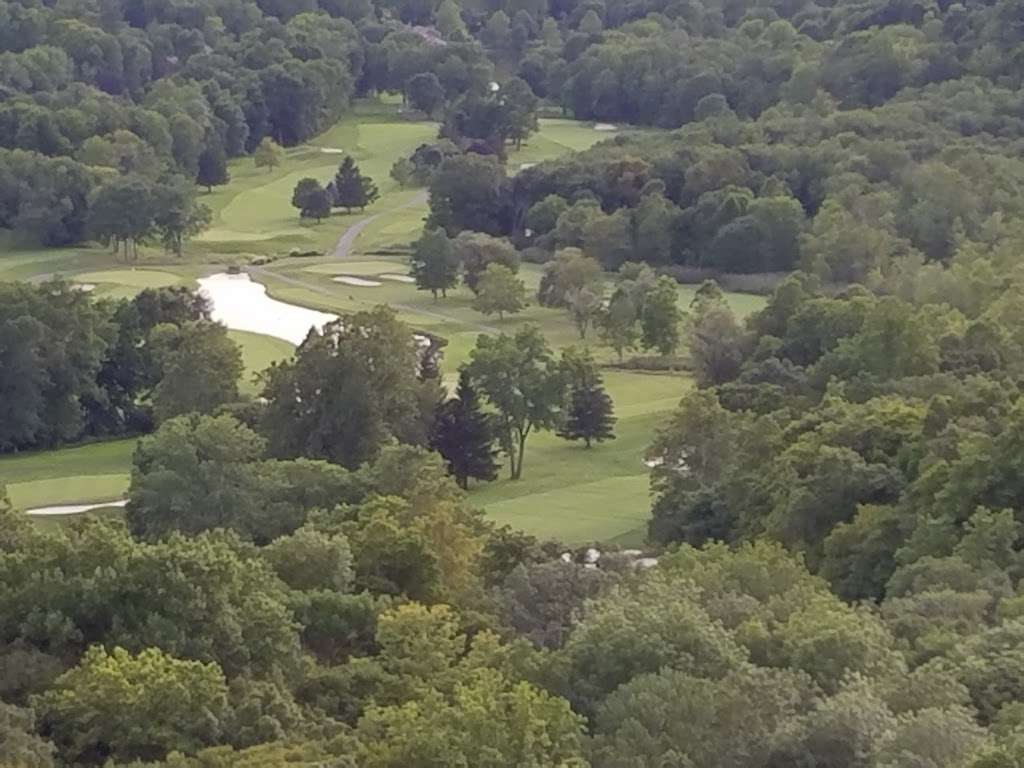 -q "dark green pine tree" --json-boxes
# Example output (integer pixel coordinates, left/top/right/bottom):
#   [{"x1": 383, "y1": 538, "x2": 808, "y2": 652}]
[
  {"x1": 431, "y1": 370, "x2": 500, "y2": 489},
  {"x1": 332, "y1": 156, "x2": 380, "y2": 212},
  {"x1": 196, "y1": 141, "x2": 229, "y2": 192},
  {"x1": 558, "y1": 367, "x2": 616, "y2": 448}
]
